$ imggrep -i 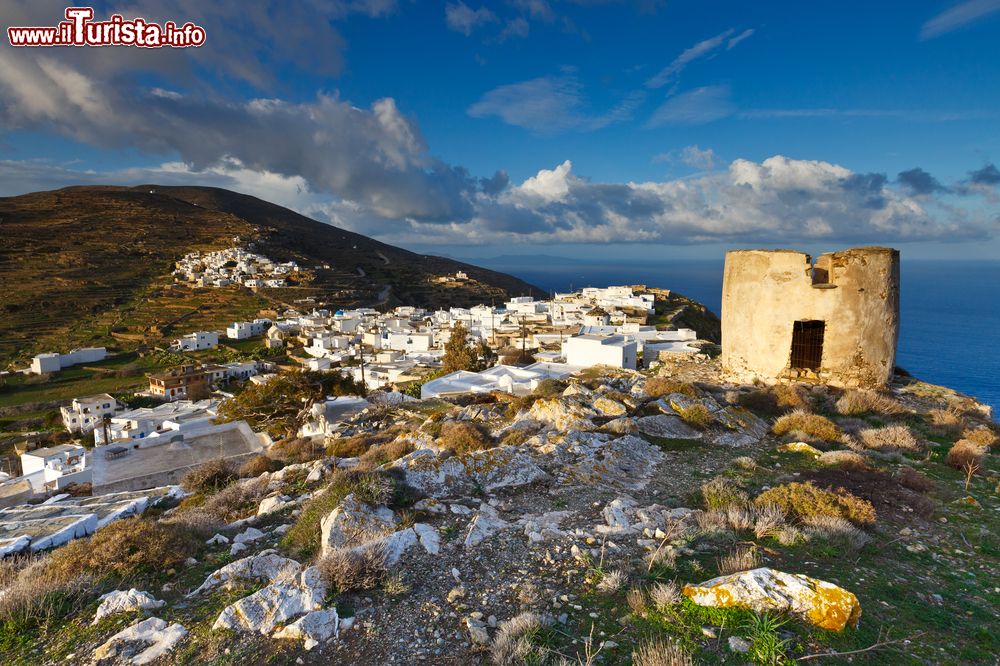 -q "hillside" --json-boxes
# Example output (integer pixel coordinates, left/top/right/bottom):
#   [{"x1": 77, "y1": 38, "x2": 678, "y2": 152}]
[{"x1": 0, "y1": 185, "x2": 543, "y2": 365}]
